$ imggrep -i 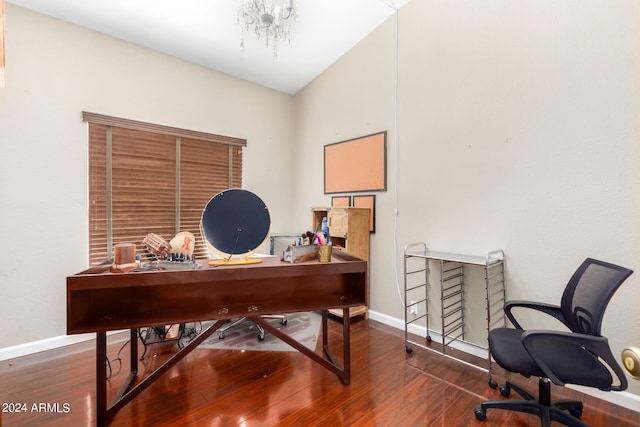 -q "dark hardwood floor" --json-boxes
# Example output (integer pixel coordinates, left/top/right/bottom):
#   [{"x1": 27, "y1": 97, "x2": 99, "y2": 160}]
[{"x1": 1, "y1": 317, "x2": 638, "y2": 426}]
